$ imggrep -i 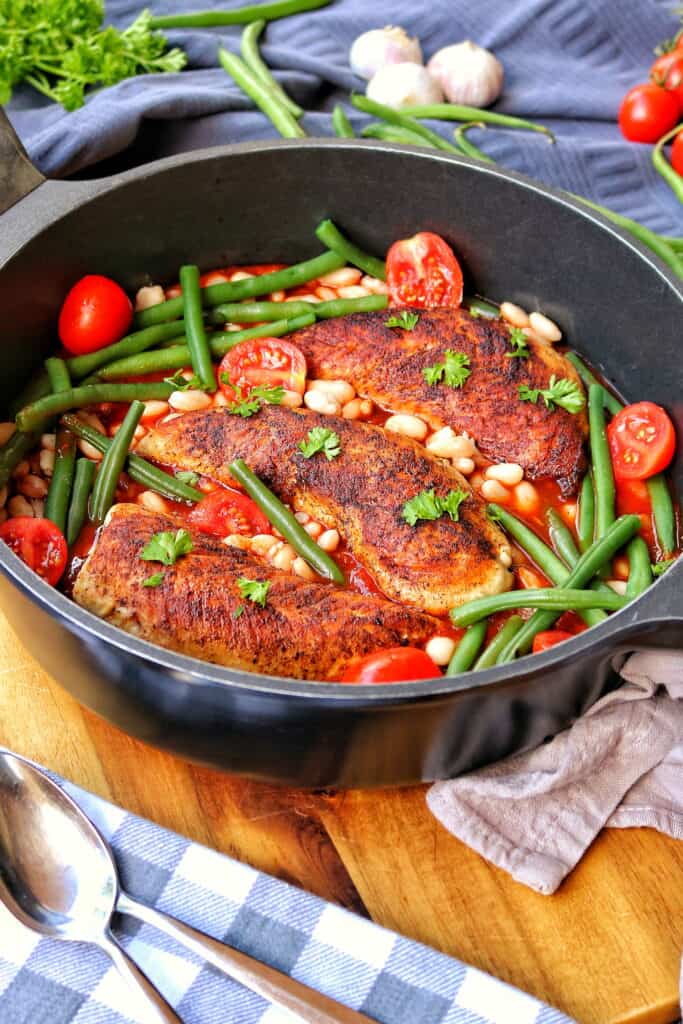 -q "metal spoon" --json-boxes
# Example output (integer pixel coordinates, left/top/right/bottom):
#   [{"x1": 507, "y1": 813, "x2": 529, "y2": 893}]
[{"x1": 0, "y1": 751, "x2": 371, "y2": 1024}]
